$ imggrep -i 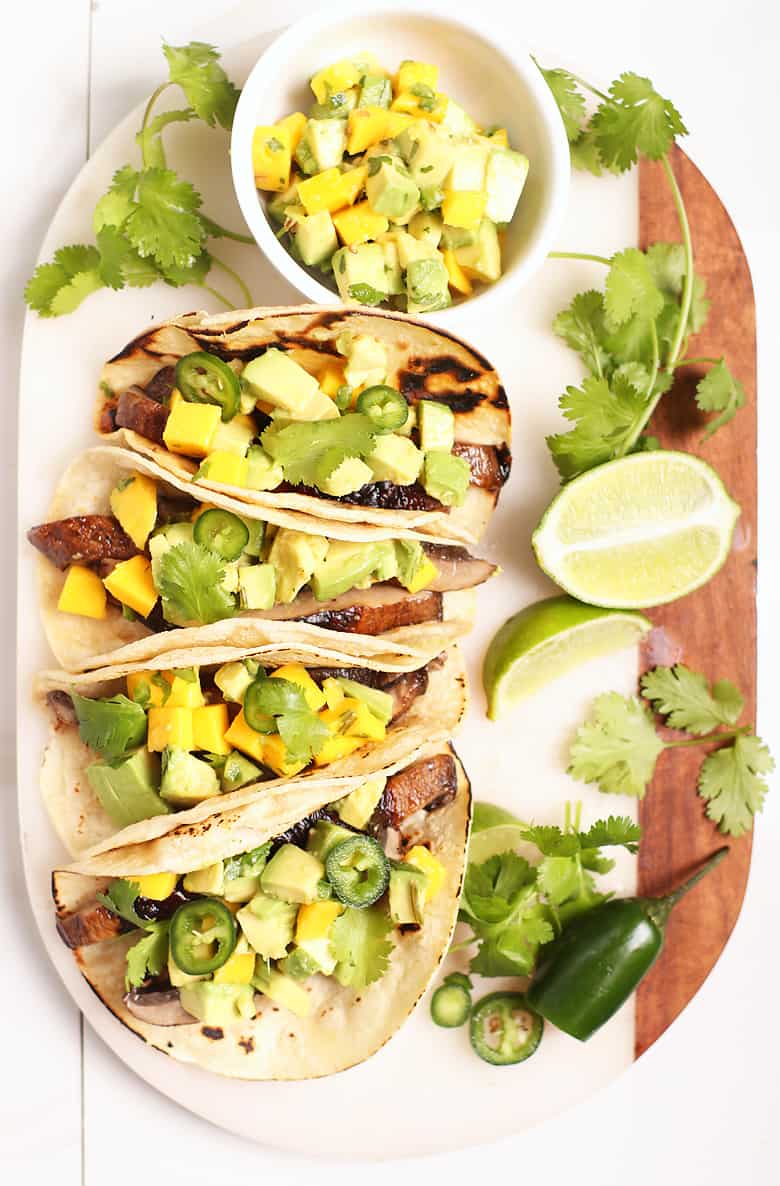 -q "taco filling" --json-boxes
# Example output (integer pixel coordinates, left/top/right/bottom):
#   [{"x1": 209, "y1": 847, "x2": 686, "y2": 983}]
[
  {"x1": 28, "y1": 467, "x2": 495, "y2": 635},
  {"x1": 55, "y1": 752, "x2": 459, "y2": 1030}
]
